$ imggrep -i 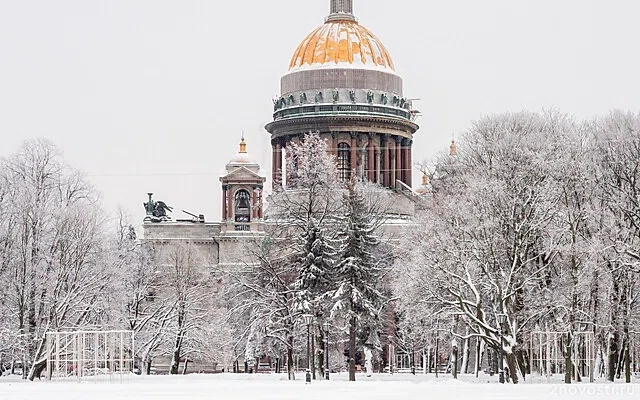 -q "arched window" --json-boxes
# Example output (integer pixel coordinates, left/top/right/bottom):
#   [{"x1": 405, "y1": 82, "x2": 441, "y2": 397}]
[
  {"x1": 234, "y1": 190, "x2": 251, "y2": 223},
  {"x1": 337, "y1": 142, "x2": 351, "y2": 181}
]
